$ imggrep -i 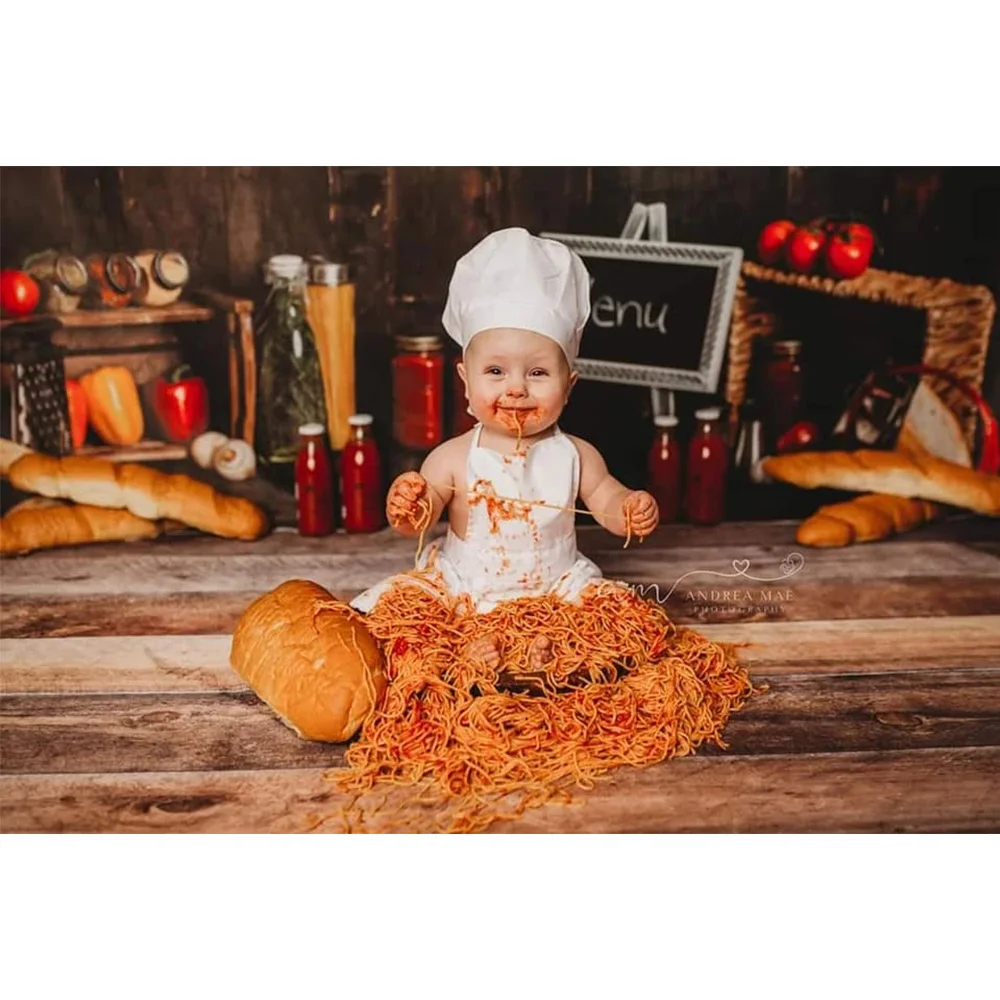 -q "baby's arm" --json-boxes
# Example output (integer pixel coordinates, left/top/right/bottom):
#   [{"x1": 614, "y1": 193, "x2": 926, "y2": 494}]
[
  {"x1": 385, "y1": 438, "x2": 459, "y2": 537},
  {"x1": 572, "y1": 435, "x2": 659, "y2": 538}
]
